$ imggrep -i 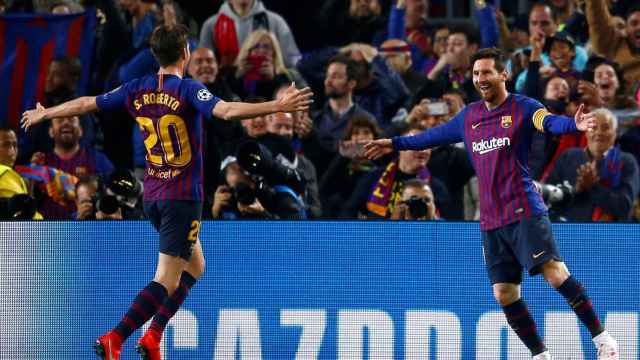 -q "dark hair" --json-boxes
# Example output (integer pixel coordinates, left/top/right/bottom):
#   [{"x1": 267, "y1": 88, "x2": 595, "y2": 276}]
[
  {"x1": 327, "y1": 54, "x2": 358, "y2": 82},
  {"x1": 400, "y1": 121, "x2": 427, "y2": 136},
  {"x1": 150, "y1": 24, "x2": 189, "y2": 67},
  {"x1": 628, "y1": 4, "x2": 640, "y2": 19},
  {"x1": 52, "y1": 56, "x2": 82, "y2": 81},
  {"x1": 343, "y1": 114, "x2": 381, "y2": 141},
  {"x1": 448, "y1": 24, "x2": 479, "y2": 45},
  {"x1": 45, "y1": 87, "x2": 75, "y2": 107},
  {"x1": 74, "y1": 175, "x2": 98, "y2": 193},
  {"x1": 471, "y1": 47, "x2": 507, "y2": 72},
  {"x1": 0, "y1": 126, "x2": 15, "y2": 135},
  {"x1": 245, "y1": 96, "x2": 267, "y2": 103}
]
